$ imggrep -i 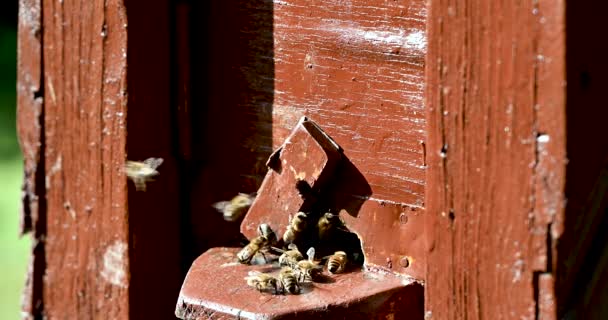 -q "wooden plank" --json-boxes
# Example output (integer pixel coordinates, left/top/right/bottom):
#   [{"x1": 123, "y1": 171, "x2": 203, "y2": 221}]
[
  {"x1": 17, "y1": 0, "x2": 44, "y2": 318},
  {"x1": 176, "y1": 248, "x2": 424, "y2": 320},
  {"x1": 40, "y1": 0, "x2": 130, "y2": 317},
  {"x1": 34, "y1": 0, "x2": 181, "y2": 318},
  {"x1": 272, "y1": 0, "x2": 427, "y2": 207},
  {"x1": 425, "y1": 0, "x2": 565, "y2": 319}
]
